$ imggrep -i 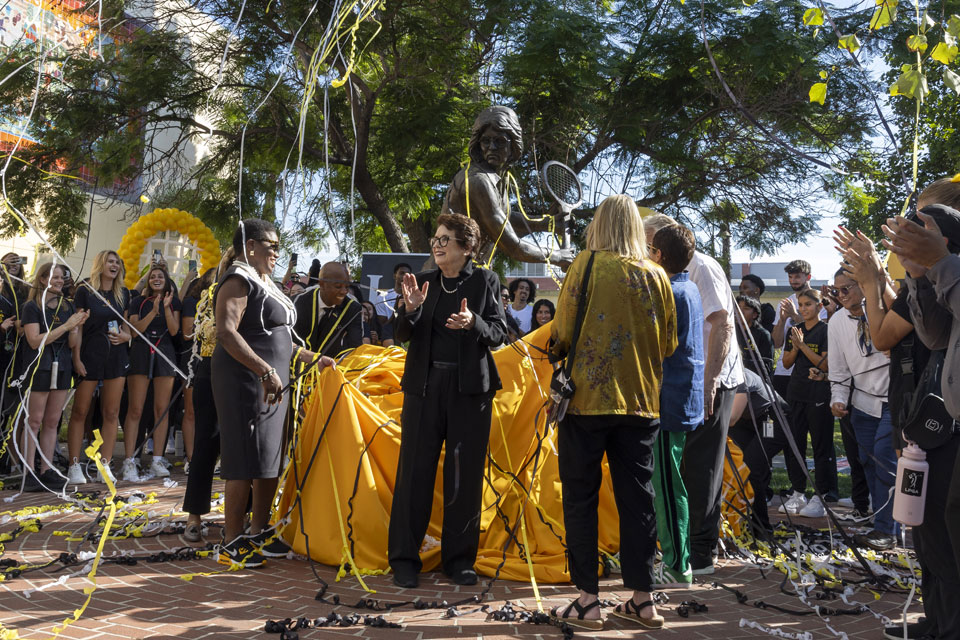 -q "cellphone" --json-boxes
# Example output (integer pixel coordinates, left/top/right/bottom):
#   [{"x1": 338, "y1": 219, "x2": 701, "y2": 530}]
[
  {"x1": 18, "y1": 256, "x2": 27, "y2": 265},
  {"x1": 153, "y1": 249, "x2": 162, "y2": 262},
  {"x1": 107, "y1": 320, "x2": 119, "y2": 335},
  {"x1": 188, "y1": 259, "x2": 197, "y2": 272},
  {"x1": 291, "y1": 252, "x2": 298, "y2": 267}
]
